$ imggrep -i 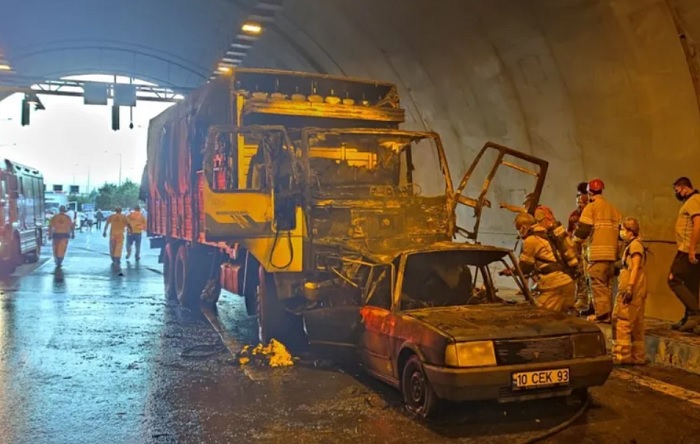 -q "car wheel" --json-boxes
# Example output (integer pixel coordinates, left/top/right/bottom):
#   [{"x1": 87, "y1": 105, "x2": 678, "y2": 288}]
[{"x1": 401, "y1": 355, "x2": 439, "y2": 419}]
